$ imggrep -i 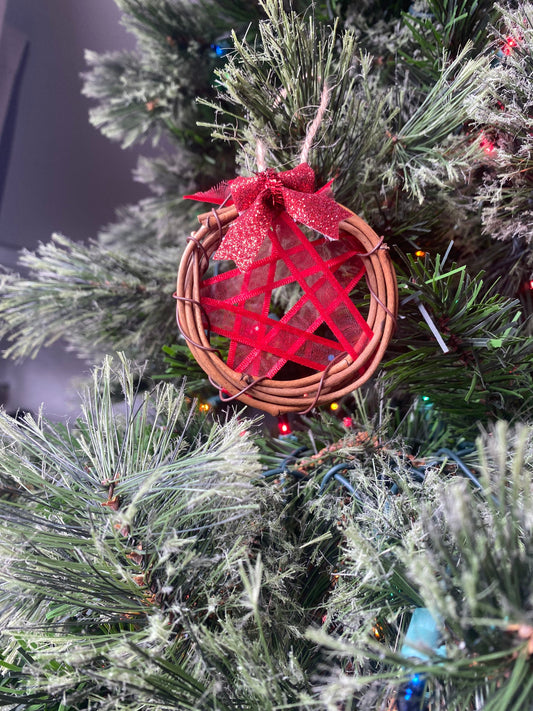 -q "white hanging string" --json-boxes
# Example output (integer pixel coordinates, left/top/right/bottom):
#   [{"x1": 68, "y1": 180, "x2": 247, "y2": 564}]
[
  {"x1": 256, "y1": 82, "x2": 331, "y2": 171},
  {"x1": 256, "y1": 139, "x2": 267, "y2": 172},
  {"x1": 300, "y1": 82, "x2": 331, "y2": 164}
]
